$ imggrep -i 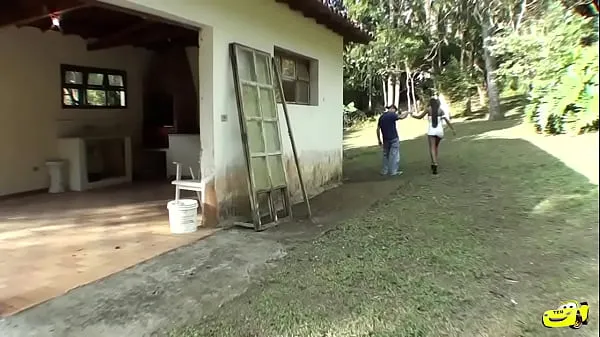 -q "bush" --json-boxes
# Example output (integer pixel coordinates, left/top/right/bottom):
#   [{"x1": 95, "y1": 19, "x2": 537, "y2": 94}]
[
  {"x1": 525, "y1": 45, "x2": 599, "y2": 134},
  {"x1": 492, "y1": 3, "x2": 599, "y2": 134},
  {"x1": 436, "y1": 58, "x2": 477, "y2": 104}
]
